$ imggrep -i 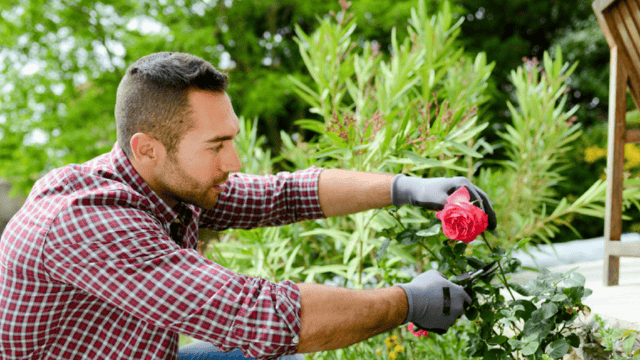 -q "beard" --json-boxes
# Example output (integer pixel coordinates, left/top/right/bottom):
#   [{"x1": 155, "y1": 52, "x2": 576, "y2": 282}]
[{"x1": 159, "y1": 153, "x2": 225, "y2": 210}]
